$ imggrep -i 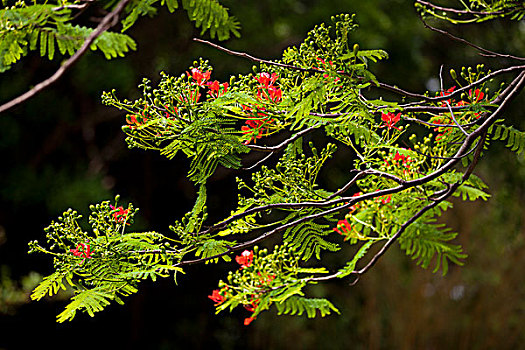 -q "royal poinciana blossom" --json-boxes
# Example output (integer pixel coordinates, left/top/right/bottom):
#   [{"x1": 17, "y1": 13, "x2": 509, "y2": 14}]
[
  {"x1": 28, "y1": 7, "x2": 525, "y2": 325},
  {"x1": 235, "y1": 250, "x2": 254, "y2": 268},
  {"x1": 381, "y1": 112, "x2": 401, "y2": 130},
  {"x1": 110, "y1": 205, "x2": 130, "y2": 224},
  {"x1": 239, "y1": 72, "x2": 282, "y2": 144},
  {"x1": 70, "y1": 243, "x2": 93, "y2": 264}
]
